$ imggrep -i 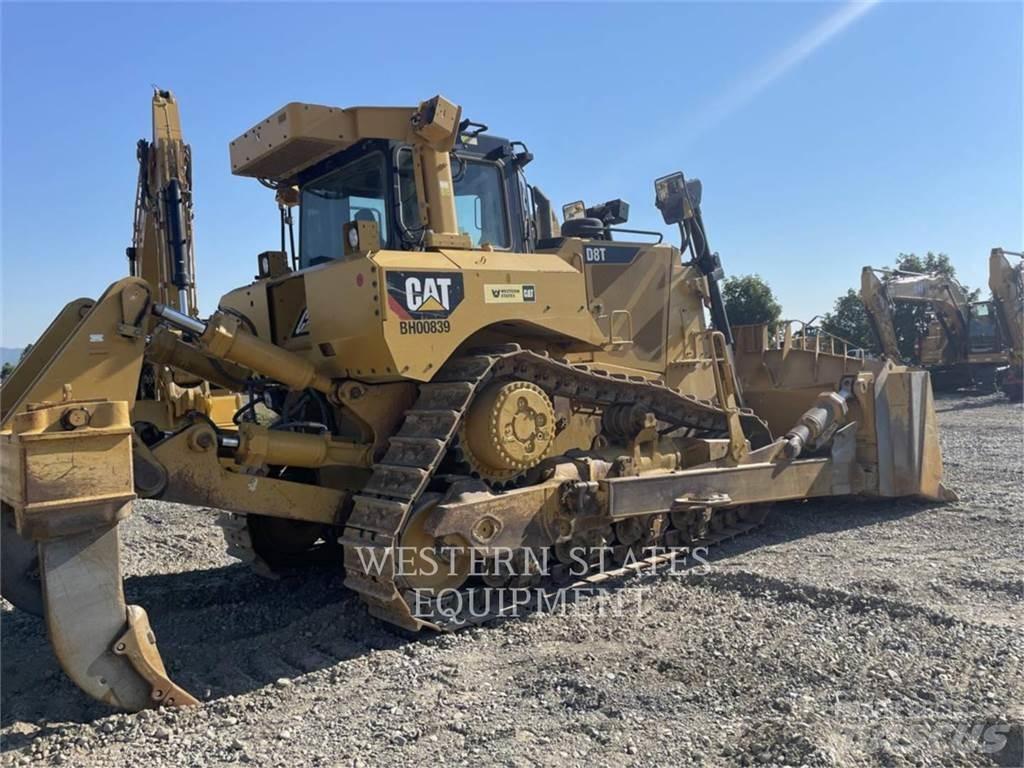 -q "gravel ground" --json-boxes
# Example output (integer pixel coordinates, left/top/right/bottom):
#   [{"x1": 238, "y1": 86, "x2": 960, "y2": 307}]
[{"x1": 1, "y1": 392, "x2": 1021, "y2": 767}]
